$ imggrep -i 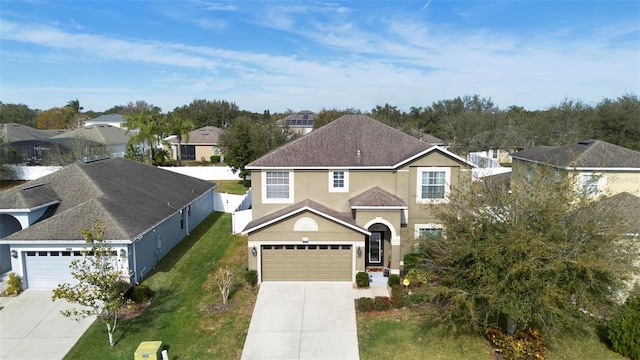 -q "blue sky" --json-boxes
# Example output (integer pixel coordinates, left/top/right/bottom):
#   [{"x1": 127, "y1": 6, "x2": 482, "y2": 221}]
[{"x1": 1, "y1": 1, "x2": 638, "y2": 113}]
